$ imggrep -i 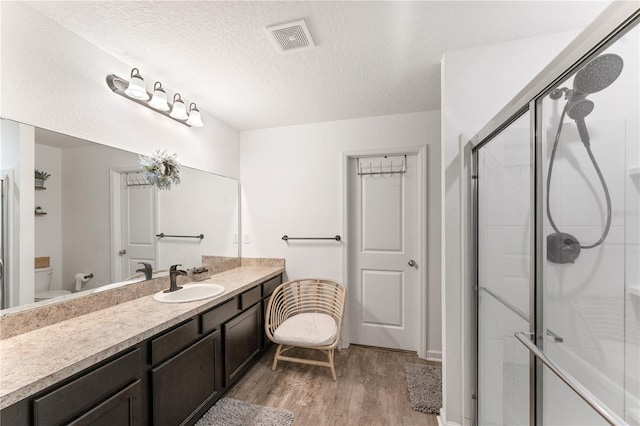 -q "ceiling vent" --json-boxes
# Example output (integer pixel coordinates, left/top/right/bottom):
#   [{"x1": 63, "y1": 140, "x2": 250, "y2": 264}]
[{"x1": 265, "y1": 19, "x2": 315, "y2": 53}]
